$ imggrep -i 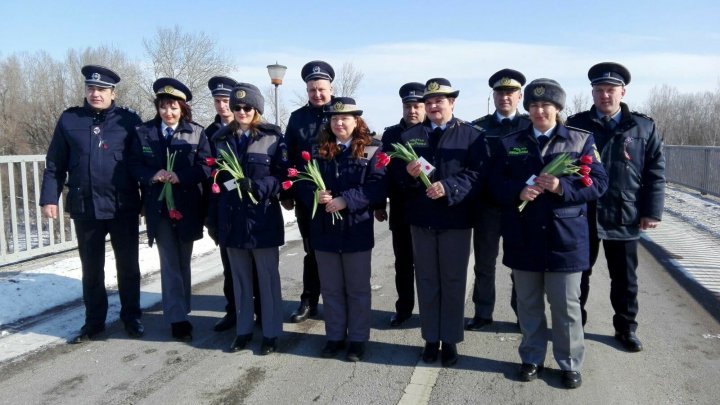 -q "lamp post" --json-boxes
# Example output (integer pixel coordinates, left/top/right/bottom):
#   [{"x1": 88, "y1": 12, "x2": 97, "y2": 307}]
[{"x1": 266, "y1": 62, "x2": 288, "y2": 126}]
